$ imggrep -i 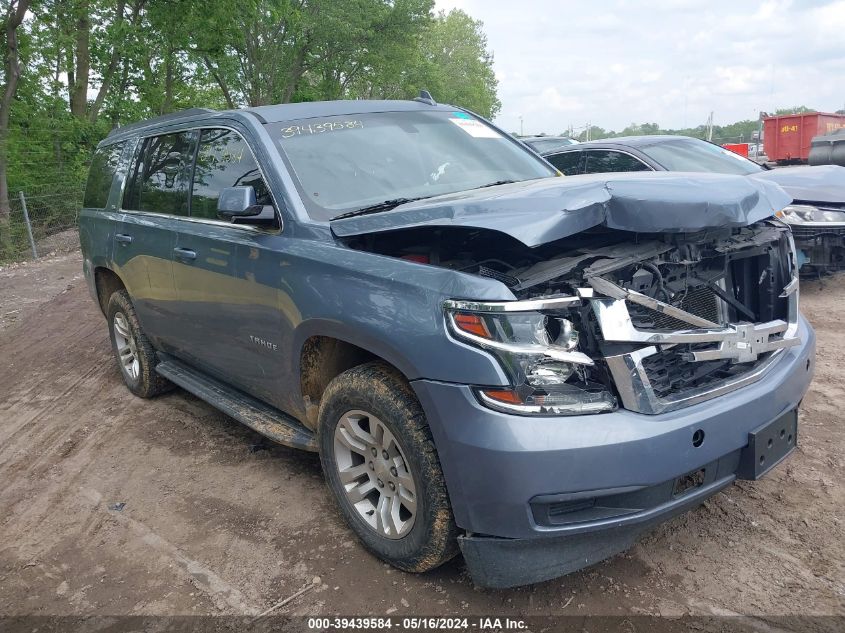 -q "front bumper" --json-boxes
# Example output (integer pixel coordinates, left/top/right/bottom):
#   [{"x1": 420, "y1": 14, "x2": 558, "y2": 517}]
[{"x1": 411, "y1": 315, "x2": 815, "y2": 587}]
